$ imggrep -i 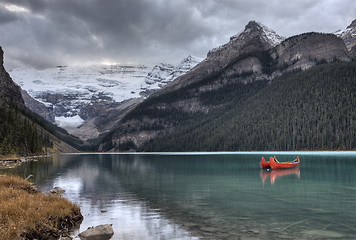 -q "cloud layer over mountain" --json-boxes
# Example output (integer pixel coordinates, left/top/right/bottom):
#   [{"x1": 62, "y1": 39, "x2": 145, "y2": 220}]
[{"x1": 0, "y1": 0, "x2": 355, "y2": 69}]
